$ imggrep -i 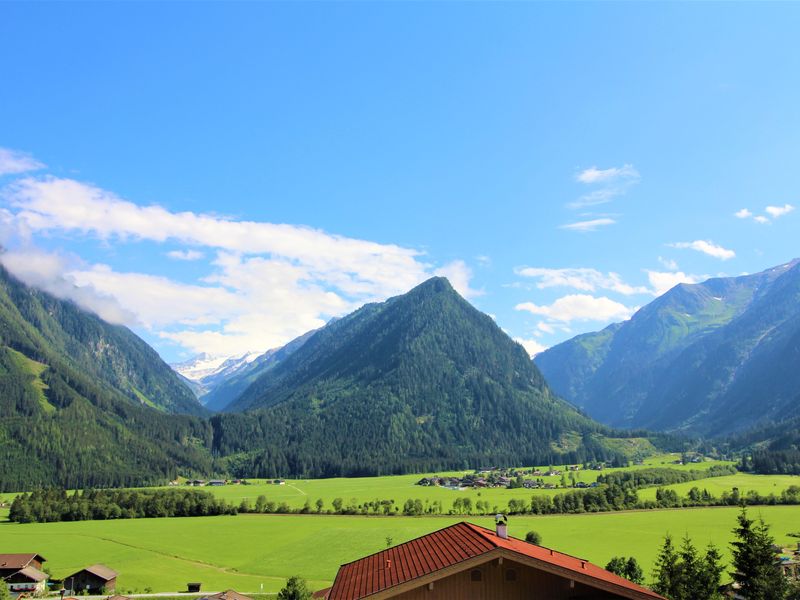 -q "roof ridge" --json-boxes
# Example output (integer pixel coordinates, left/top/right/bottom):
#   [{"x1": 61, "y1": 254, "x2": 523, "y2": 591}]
[
  {"x1": 464, "y1": 521, "x2": 591, "y2": 563},
  {"x1": 334, "y1": 521, "x2": 477, "y2": 568}
]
